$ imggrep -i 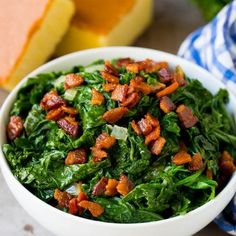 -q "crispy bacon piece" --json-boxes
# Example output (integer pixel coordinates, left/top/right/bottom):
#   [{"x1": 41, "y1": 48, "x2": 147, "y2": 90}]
[
  {"x1": 78, "y1": 200, "x2": 104, "y2": 217},
  {"x1": 158, "y1": 68, "x2": 172, "y2": 83},
  {"x1": 130, "y1": 77, "x2": 152, "y2": 95},
  {"x1": 174, "y1": 66, "x2": 186, "y2": 86},
  {"x1": 111, "y1": 84, "x2": 129, "y2": 102},
  {"x1": 142, "y1": 60, "x2": 168, "y2": 73},
  {"x1": 101, "y1": 71, "x2": 119, "y2": 84},
  {"x1": 172, "y1": 150, "x2": 192, "y2": 165},
  {"x1": 61, "y1": 106, "x2": 78, "y2": 115},
  {"x1": 7, "y1": 115, "x2": 24, "y2": 140},
  {"x1": 57, "y1": 116, "x2": 79, "y2": 137},
  {"x1": 160, "y1": 96, "x2": 176, "y2": 113},
  {"x1": 188, "y1": 153, "x2": 203, "y2": 171},
  {"x1": 104, "y1": 61, "x2": 119, "y2": 77},
  {"x1": 145, "y1": 113, "x2": 159, "y2": 127},
  {"x1": 102, "y1": 83, "x2": 117, "y2": 92},
  {"x1": 54, "y1": 189, "x2": 72, "y2": 208},
  {"x1": 126, "y1": 63, "x2": 139, "y2": 73},
  {"x1": 116, "y1": 175, "x2": 134, "y2": 196},
  {"x1": 219, "y1": 151, "x2": 236, "y2": 176},
  {"x1": 120, "y1": 92, "x2": 140, "y2": 108},
  {"x1": 95, "y1": 133, "x2": 116, "y2": 149},
  {"x1": 64, "y1": 73, "x2": 84, "y2": 90},
  {"x1": 46, "y1": 107, "x2": 64, "y2": 121},
  {"x1": 145, "y1": 126, "x2": 161, "y2": 145},
  {"x1": 105, "y1": 179, "x2": 119, "y2": 196},
  {"x1": 150, "y1": 82, "x2": 166, "y2": 93},
  {"x1": 68, "y1": 198, "x2": 79, "y2": 215},
  {"x1": 137, "y1": 118, "x2": 153, "y2": 136},
  {"x1": 150, "y1": 137, "x2": 166, "y2": 155},
  {"x1": 102, "y1": 107, "x2": 128, "y2": 123},
  {"x1": 91, "y1": 147, "x2": 108, "y2": 162},
  {"x1": 206, "y1": 169, "x2": 213, "y2": 179},
  {"x1": 116, "y1": 58, "x2": 134, "y2": 67},
  {"x1": 65, "y1": 148, "x2": 87, "y2": 165},
  {"x1": 92, "y1": 177, "x2": 109, "y2": 196},
  {"x1": 156, "y1": 81, "x2": 179, "y2": 97},
  {"x1": 176, "y1": 105, "x2": 198, "y2": 128},
  {"x1": 91, "y1": 89, "x2": 104, "y2": 105},
  {"x1": 40, "y1": 91, "x2": 66, "y2": 110},
  {"x1": 77, "y1": 191, "x2": 88, "y2": 203},
  {"x1": 131, "y1": 120, "x2": 142, "y2": 135}
]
